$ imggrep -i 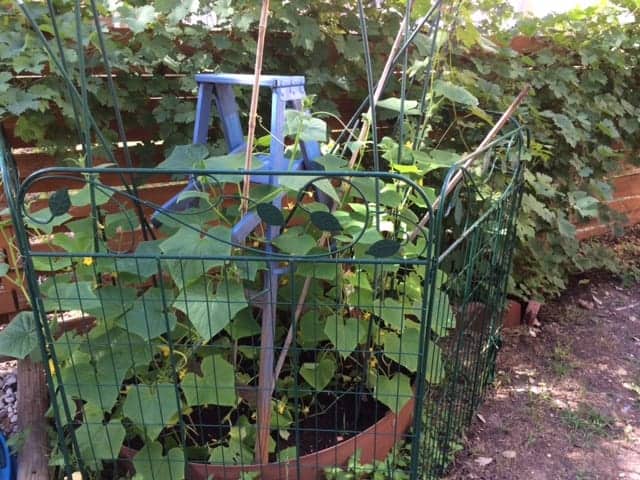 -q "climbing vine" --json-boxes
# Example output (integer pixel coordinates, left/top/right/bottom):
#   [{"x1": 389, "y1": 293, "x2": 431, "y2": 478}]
[
  {"x1": 1, "y1": 0, "x2": 640, "y2": 299},
  {"x1": 425, "y1": 0, "x2": 640, "y2": 298}
]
